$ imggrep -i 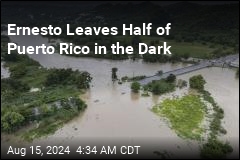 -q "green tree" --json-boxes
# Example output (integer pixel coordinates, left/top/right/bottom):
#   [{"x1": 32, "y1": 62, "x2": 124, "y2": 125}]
[
  {"x1": 131, "y1": 81, "x2": 141, "y2": 93},
  {"x1": 111, "y1": 67, "x2": 118, "y2": 80},
  {"x1": 152, "y1": 83, "x2": 161, "y2": 94},
  {"x1": 2, "y1": 51, "x2": 19, "y2": 62},
  {"x1": 156, "y1": 70, "x2": 163, "y2": 76},
  {"x1": 10, "y1": 64, "x2": 27, "y2": 78},
  {"x1": 74, "y1": 98, "x2": 87, "y2": 111},
  {"x1": 75, "y1": 71, "x2": 92, "y2": 89},
  {"x1": 1, "y1": 78, "x2": 30, "y2": 92},
  {"x1": 45, "y1": 68, "x2": 92, "y2": 89},
  {"x1": 166, "y1": 74, "x2": 176, "y2": 83},
  {"x1": 183, "y1": 53, "x2": 190, "y2": 59},
  {"x1": 151, "y1": 80, "x2": 175, "y2": 95},
  {"x1": 200, "y1": 139, "x2": 233, "y2": 159},
  {"x1": 1, "y1": 112, "x2": 25, "y2": 132},
  {"x1": 189, "y1": 75, "x2": 206, "y2": 91},
  {"x1": 45, "y1": 68, "x2": 72, "y2": 86}
]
